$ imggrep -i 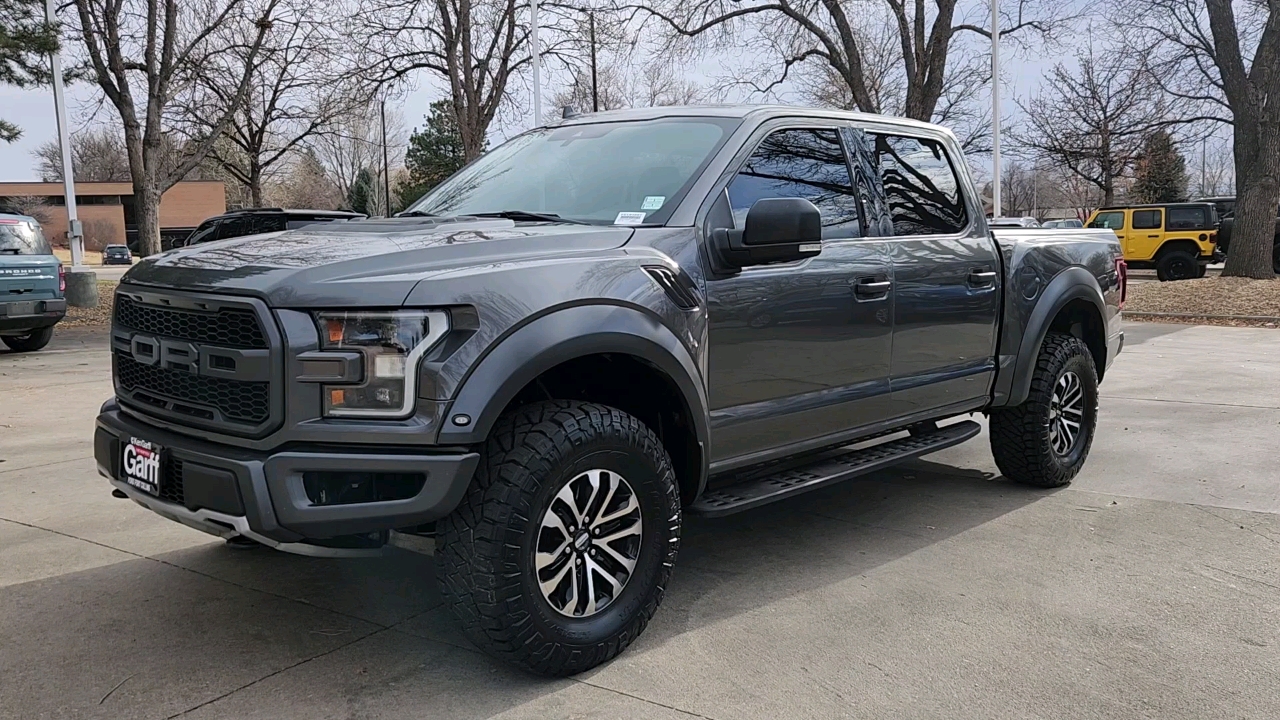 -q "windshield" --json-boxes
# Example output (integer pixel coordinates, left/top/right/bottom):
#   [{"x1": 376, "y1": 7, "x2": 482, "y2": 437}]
[
  {"x1": 0, "y1": 218, "x2": 52, "y2": 255},
  {"x1": 407, "y1": 117, "x2": 739, "y2": 225}
]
